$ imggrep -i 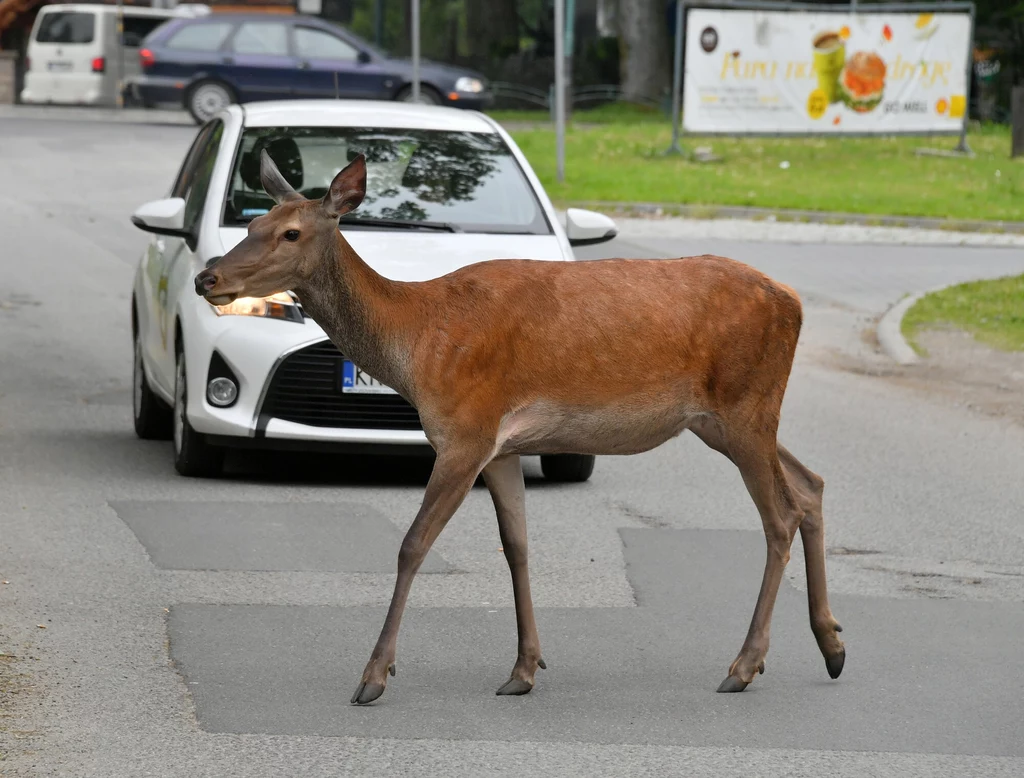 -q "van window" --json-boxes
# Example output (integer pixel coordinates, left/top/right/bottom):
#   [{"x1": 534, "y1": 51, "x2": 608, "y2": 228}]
[
  {"x1": 35, "y1": 12, "x2": 95, "y2": 44},
  {"x1": 165, "y1": 22, "x2": 233, "y2": 52},
  {"x1": 122, "y1": 16, "x2": 171, "y2": 48}
]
